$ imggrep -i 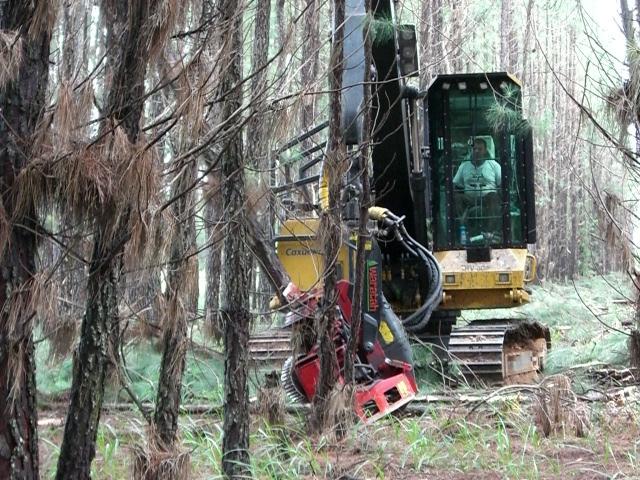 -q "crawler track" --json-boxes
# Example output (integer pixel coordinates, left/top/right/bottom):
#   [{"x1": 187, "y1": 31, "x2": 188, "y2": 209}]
[
  {"x1": 248, "y1": 329, "x2": 291, "y2": 366},
  {"x1": 448, "y1": 319, "x2": 550, "y2": 385}
]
